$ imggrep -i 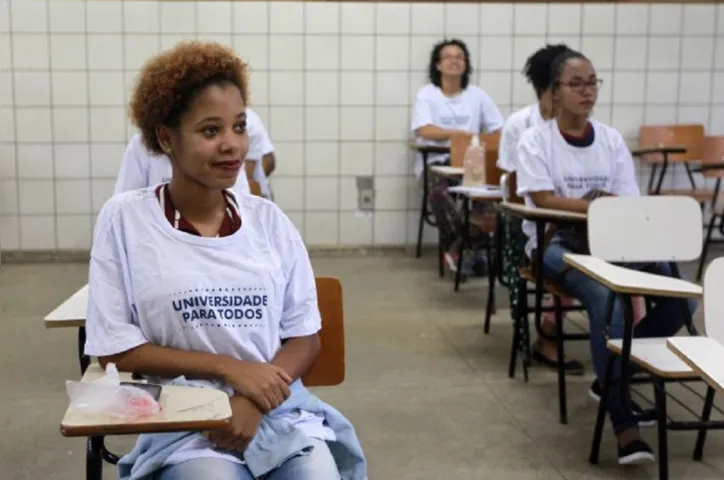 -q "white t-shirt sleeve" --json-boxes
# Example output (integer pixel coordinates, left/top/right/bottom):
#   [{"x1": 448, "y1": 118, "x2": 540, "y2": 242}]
[
  {"x1": 246, "y1": 109, "x2": 274, "y2": 161},
  {"x1": 516, "y1": 129, "x2": 555, "y2": 196},
  {"x1": 274, "y1": 212, "x2": 322, "y2": 339},
  {"x1": 411, "y1": 89, "x2": 434, "y2": 132},
  {"x1": 113, "y1": 136, "x2": 149, "y2": 195},
  {"x1": 611, "y1": 132, "x2": 641, "y2": 197},
  {"x1": 84, "y1": 199, "x2": 149, "y2": 357},
  {"x1": 477, "y1": 89, "x2": 504, "y2": 133},
  {"x1": 497, "y1": 117, "x2": 521, "y2": 172}
]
